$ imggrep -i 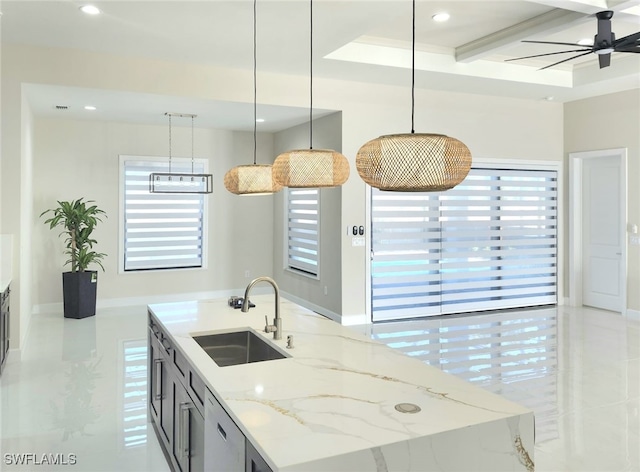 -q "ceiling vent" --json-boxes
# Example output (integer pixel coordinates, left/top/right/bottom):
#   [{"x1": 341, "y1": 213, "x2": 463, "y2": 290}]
[{"x1": 55, "y1": 105, "x2": 69, "y2": 110}]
